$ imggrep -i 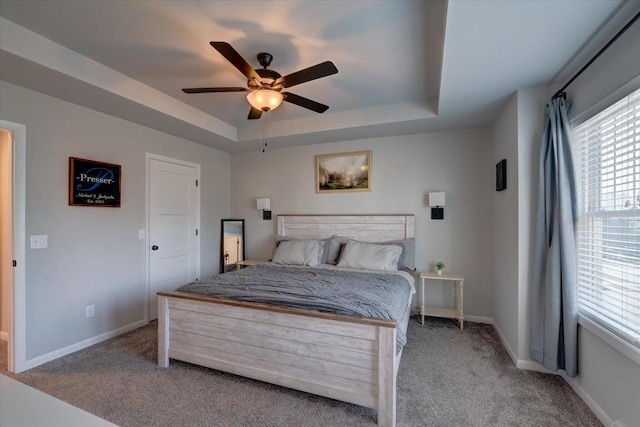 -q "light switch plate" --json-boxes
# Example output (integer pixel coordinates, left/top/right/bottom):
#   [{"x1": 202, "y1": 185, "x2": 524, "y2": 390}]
[
  {"x1": 30, "y1": 235, "x2": 48, "y2": 249},
  {"x1": 138, "y1": 229, "x2": 145, "y2": 240}
]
